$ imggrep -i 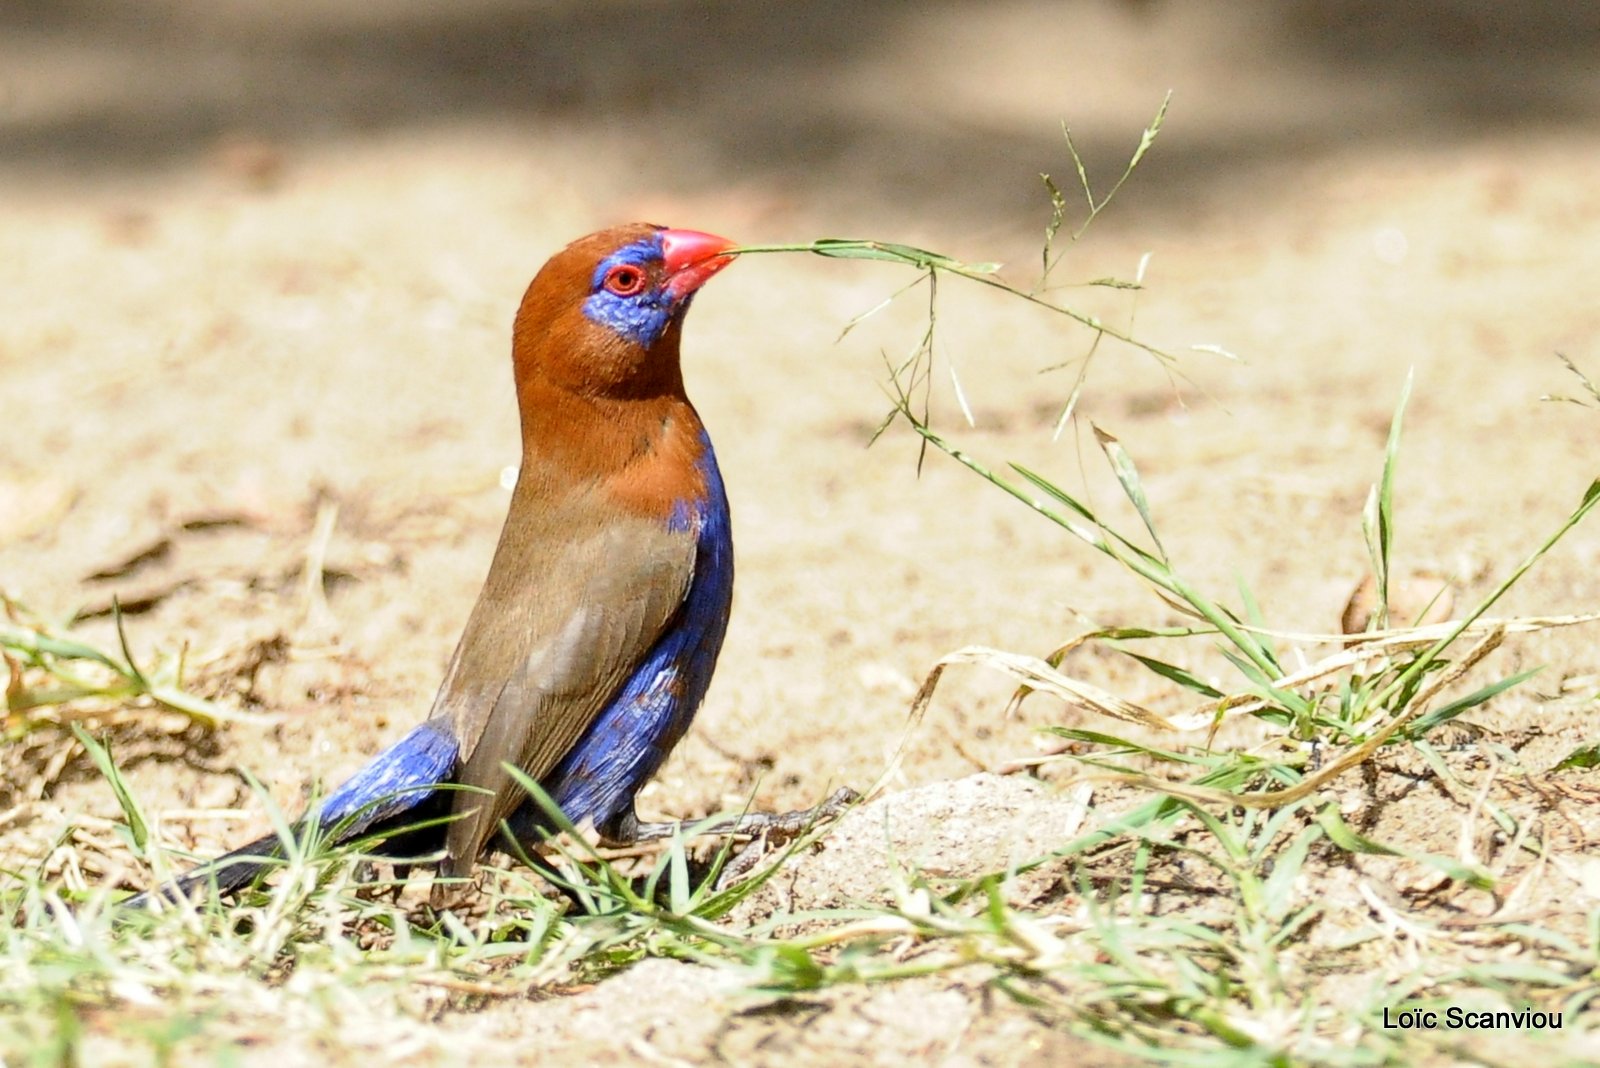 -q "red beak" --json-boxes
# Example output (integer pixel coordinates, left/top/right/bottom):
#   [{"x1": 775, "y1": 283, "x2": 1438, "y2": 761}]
[{"x1": 661, "y1": 229, "x2": 736, "y2": 299}]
